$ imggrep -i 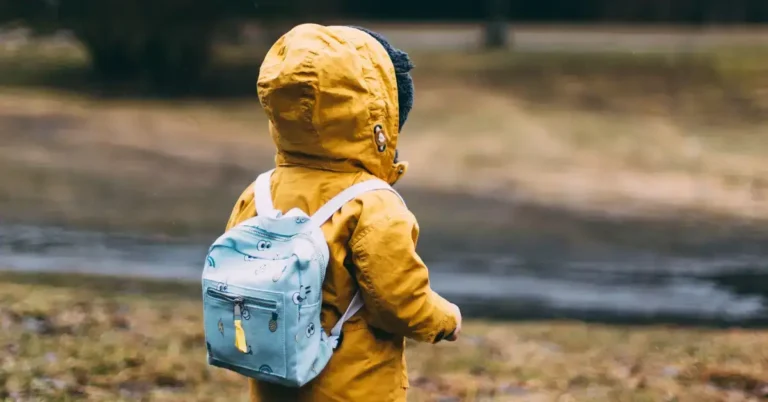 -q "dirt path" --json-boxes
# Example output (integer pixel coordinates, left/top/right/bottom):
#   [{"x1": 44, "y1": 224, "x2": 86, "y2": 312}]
[
  {"x1": 241, "y1": 23, "x2": 768, "y2": 52},
  {"x1": 5, "y1": 23, "x2": 768, "y2": 53}
]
